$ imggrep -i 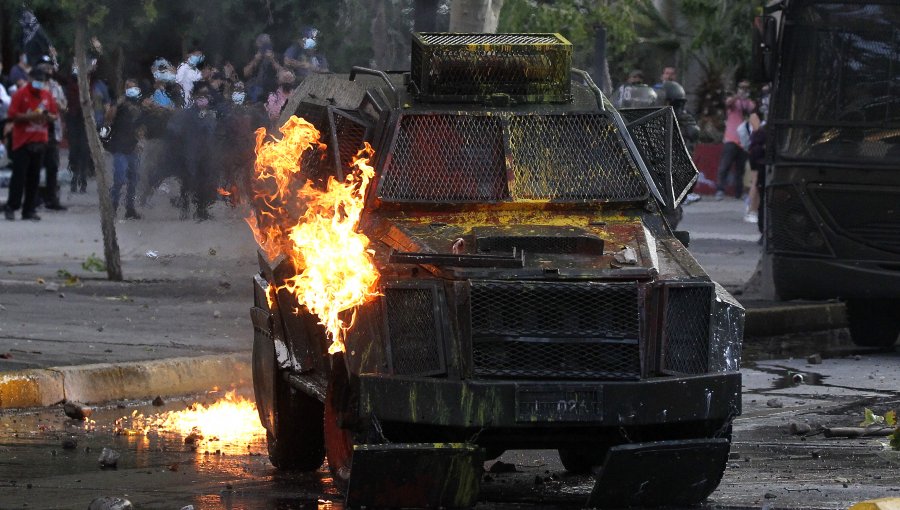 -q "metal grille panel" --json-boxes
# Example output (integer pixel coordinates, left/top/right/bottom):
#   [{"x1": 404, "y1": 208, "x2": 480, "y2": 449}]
[
  {"x1": 411, "y1": 33, "x2": 571, "y2": 102},
  {"x1": 331, "y1": 110, "x2": 369, "y2": 172},
  {"x1": 623, "y1": 108, "x2": 699, "y2": 206},
  {"x1": 624, "y1": 111, "x2": 669, "y2": 200},
  {"x1": 419, "y1": 34, "x2": 563, "y2": 45},
  {"x1": 767, "y1": 185, "x2": 832, "y2": 255},
  {"x1": 507, "y1": 115, "x2": 647, "y2": 201},
  {"x1": 662, "y1": 286, "x2": 712, "y2": 375},
  {"x1": 471, "y1": 281, "x2": 640, "y2": 339},
  {"x1": 473, "y1": 339, "x2": 640, "y2": 379},
  {"x1": 380, "y1": 115, "x2": 509, "y2": 202},
  {"x1": 384, "y1": 288, "x2": 443, "y2": 375}
]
